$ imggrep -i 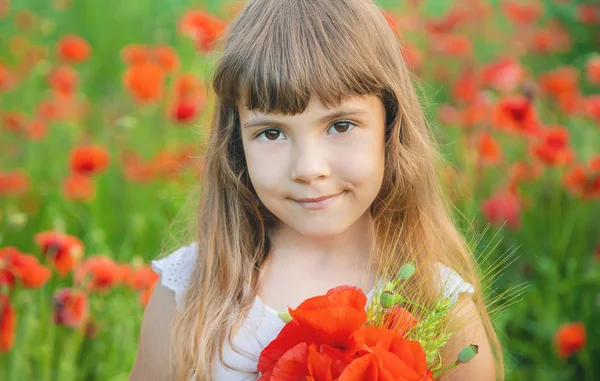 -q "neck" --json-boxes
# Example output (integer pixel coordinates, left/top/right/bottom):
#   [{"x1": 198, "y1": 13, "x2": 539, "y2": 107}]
[{"x1": 266, "y1": 209, "x2": 379, "y2": 270}]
